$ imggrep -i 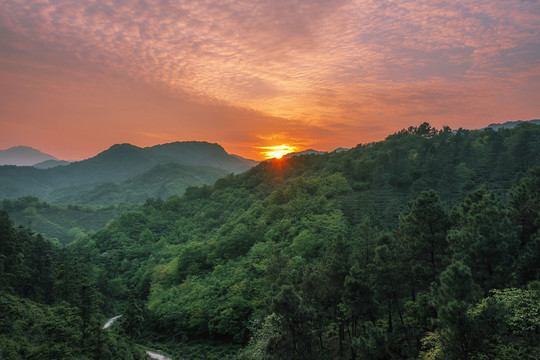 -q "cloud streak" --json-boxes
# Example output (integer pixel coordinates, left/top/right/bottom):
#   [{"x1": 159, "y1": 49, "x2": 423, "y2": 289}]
[{"x1": 0, "y1": 0, "x2": 539, "y2": 159}]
